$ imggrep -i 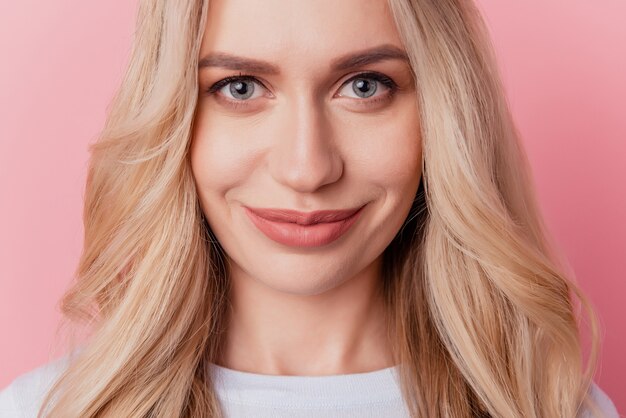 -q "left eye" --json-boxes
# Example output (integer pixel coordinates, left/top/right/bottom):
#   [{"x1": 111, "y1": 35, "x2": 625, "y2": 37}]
[
  {"x1": 337, "y1": 74, "x2": 396, "y2": 99},
  {"x1": 339, "y1": 78, "x2": 378, "y2": 99}
]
